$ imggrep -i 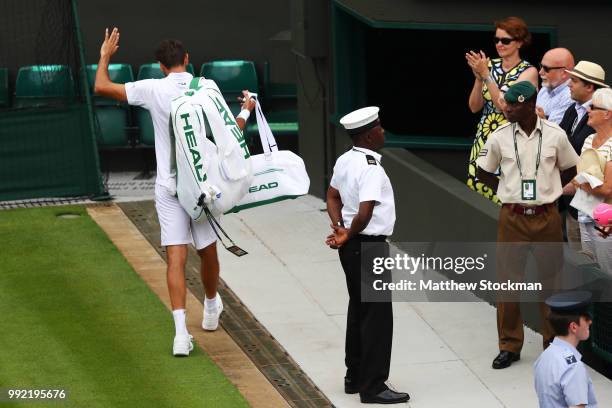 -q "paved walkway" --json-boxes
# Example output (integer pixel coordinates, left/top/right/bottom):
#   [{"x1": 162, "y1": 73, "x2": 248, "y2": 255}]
[
  {"x1": 92, "y1": 170, "x2": 610, "y2": 408},
  {"x1": 214, "y1": 195, "x2": 611, "y2": 408}
]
